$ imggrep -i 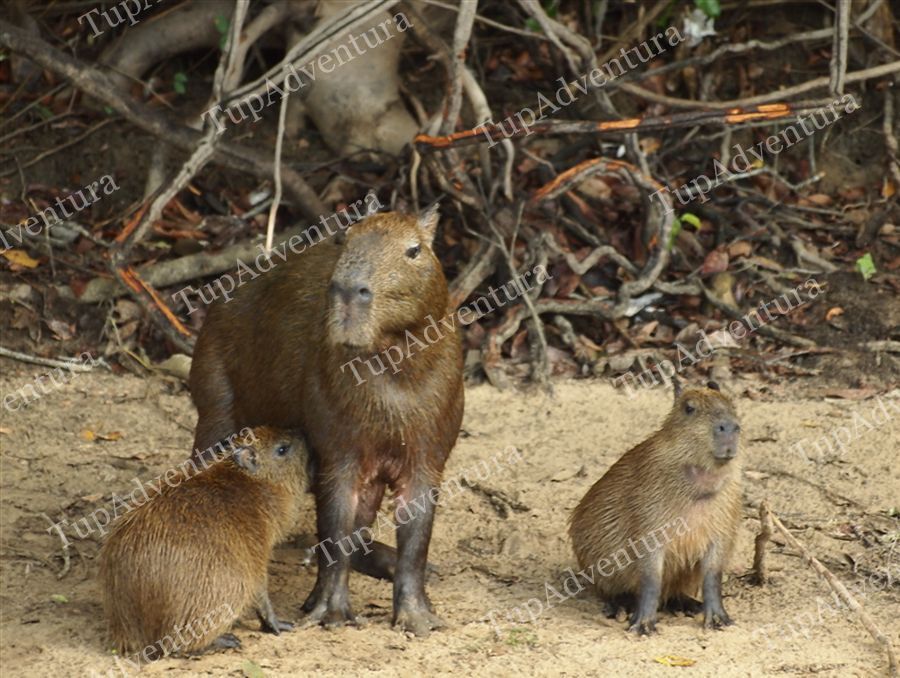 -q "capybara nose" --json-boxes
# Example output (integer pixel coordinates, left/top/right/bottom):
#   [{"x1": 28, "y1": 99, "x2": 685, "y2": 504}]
[
  {"x1": 716, "y1": 420, "x2": 740, "y2": 436},
  {"x1": 329, "y1": 279, "x2": 372, "y2": 305},
  {"x1": 713, "y1": 419, "x2": 740, "y2": 459}
]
